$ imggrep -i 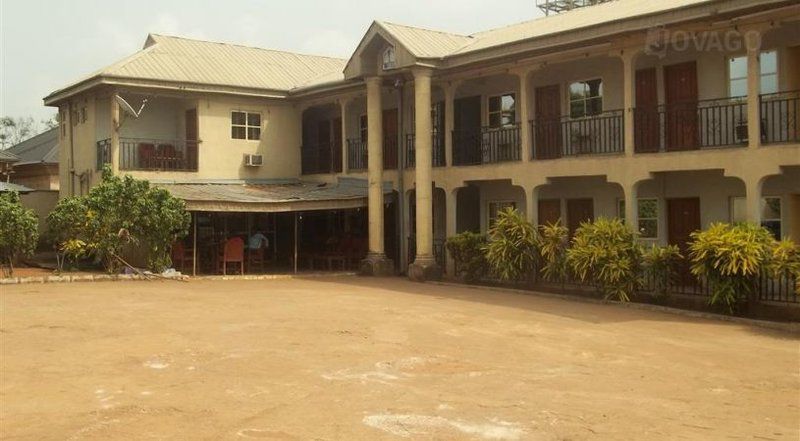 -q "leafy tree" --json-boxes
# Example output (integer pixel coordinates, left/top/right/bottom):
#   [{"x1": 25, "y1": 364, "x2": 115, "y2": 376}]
[
  {"x1": 642, "y1": 244, "x2": 683, "y2": 298},
  {"x1": 0, "y1": 114, "x2": 59, "y2": 149},
  {"x1": 445, "y1": 231, "x2": 488, "y2": 282},
  {"x1": 769, "y1": 239, "x2": 800, "y2": 293},
  {"x1": 0, "y1": 192, "x2": 39, "y2": 276},
  {"x1": 483, "y1": 207, "x2": 539, "y2": 282},
  {"x1": 539, "y1": 221, "x2": 569, "y2": 285},
  {"x1": 688, "y1": 222, "x2": 775, "y2": 313},
  {"x1": 47, "y1": 197, "x2": 89, "y2": 270},
  {"x1": 567, "y1": 217, "x2": 642, "y2": 301}
]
